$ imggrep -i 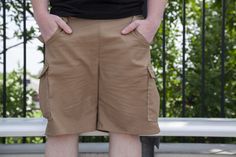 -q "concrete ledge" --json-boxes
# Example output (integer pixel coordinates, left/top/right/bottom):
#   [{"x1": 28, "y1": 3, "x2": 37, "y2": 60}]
[{"x1": 0, "y1": 143, "x2": 235, "y2": 155}]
